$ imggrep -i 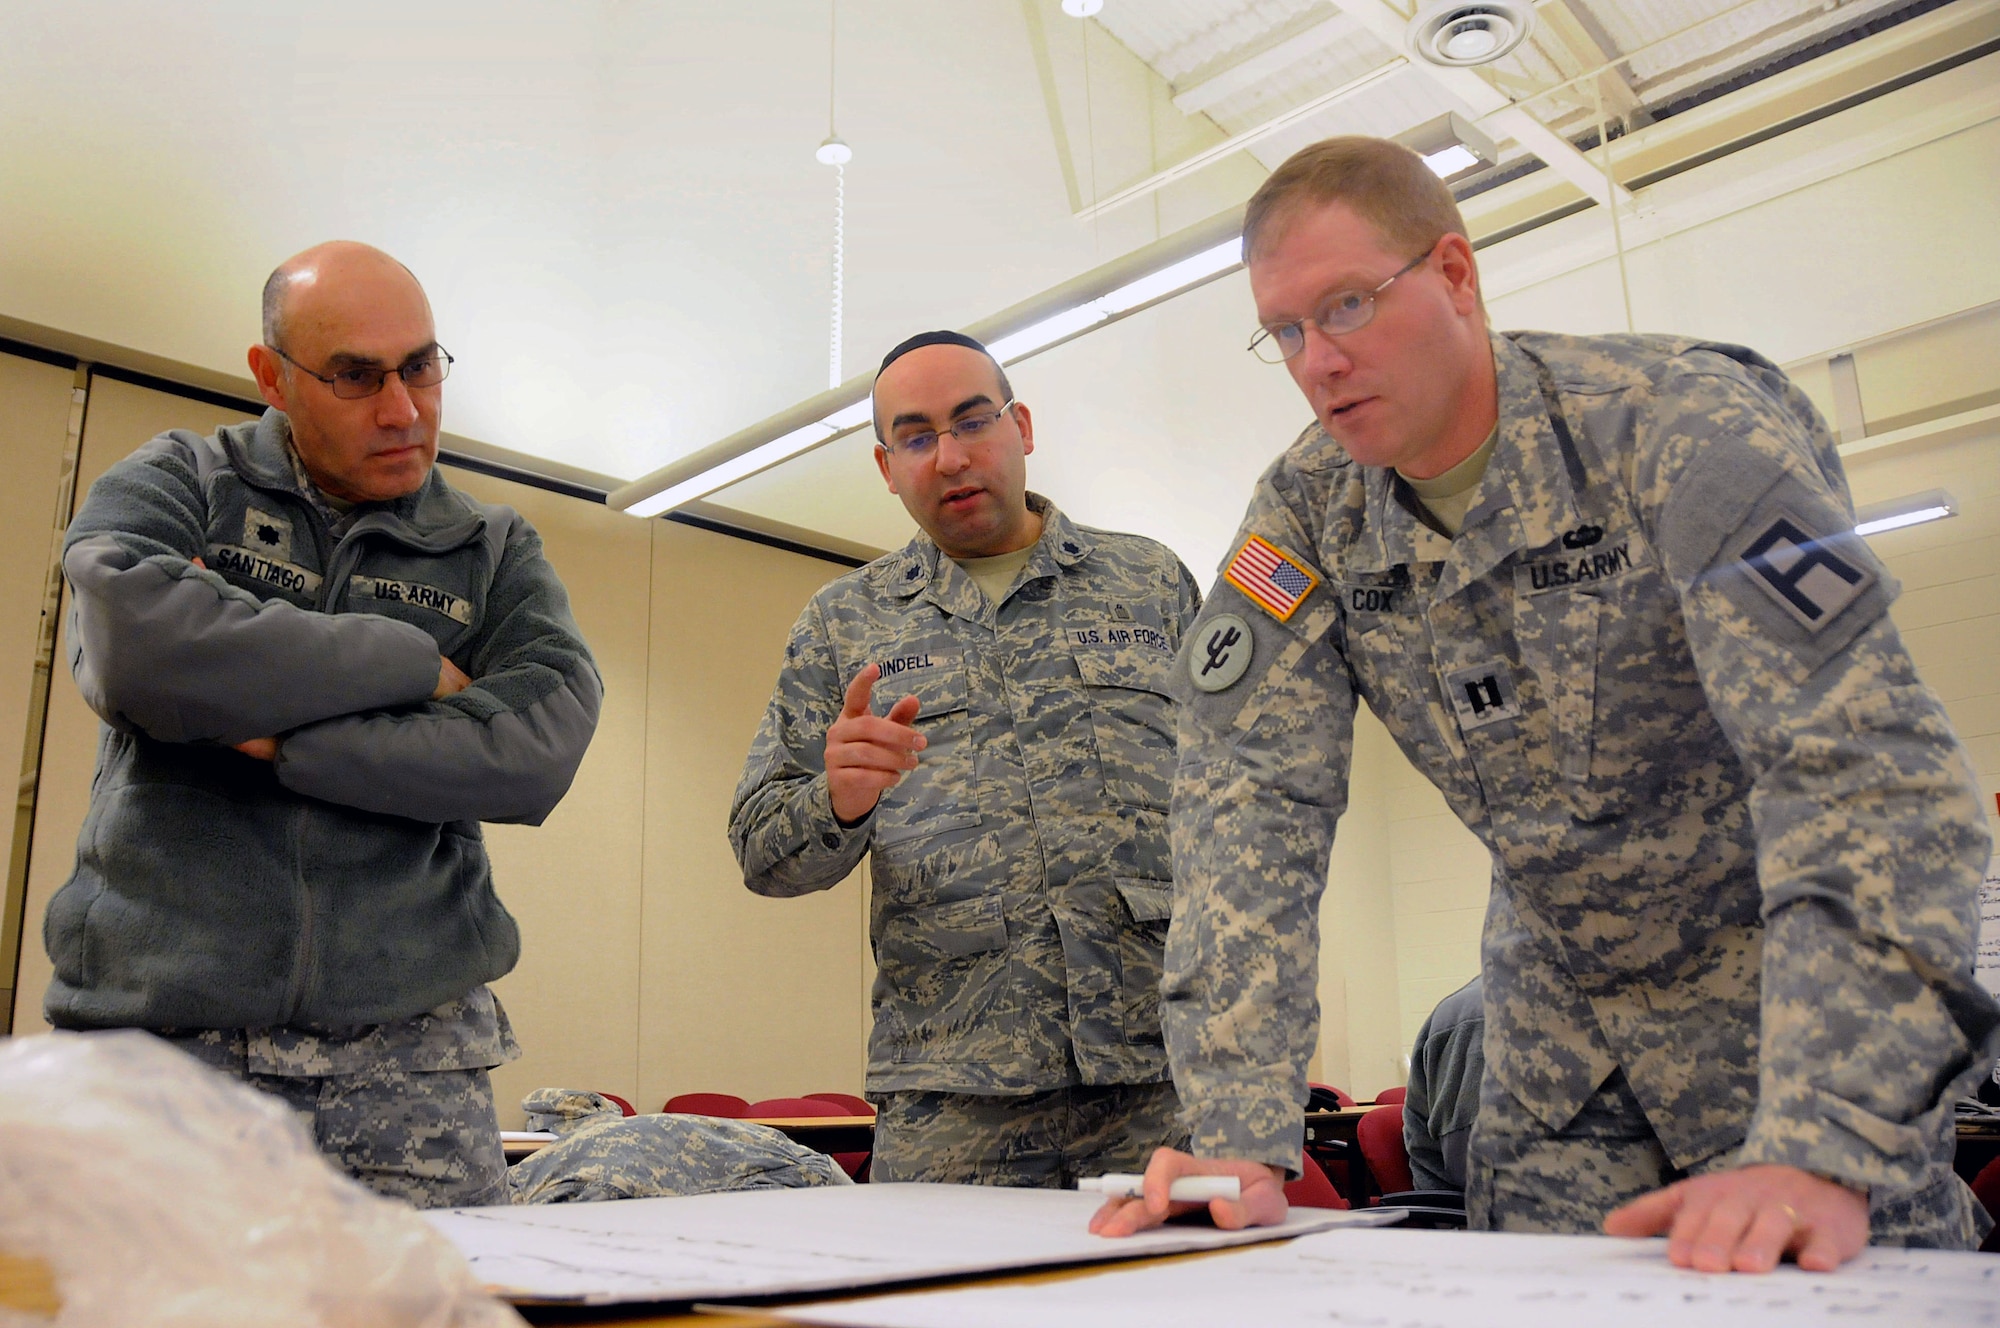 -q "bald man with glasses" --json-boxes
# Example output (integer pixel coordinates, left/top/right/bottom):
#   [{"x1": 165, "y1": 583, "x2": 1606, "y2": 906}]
[
  {"x1": 731, "y1": 331, "x2": 1202, "y2": 1187},
  {"x1": 45, "y1": 241, "x2": 601, "y2": 1207}
]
